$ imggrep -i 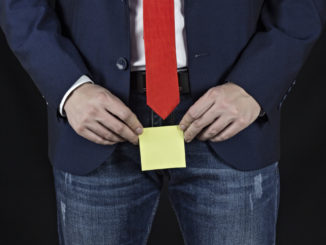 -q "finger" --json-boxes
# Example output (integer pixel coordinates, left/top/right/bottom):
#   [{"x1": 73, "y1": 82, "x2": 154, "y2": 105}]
[
  {"x1": 197, "y1": 114, "x2": 234, "y2": 141},
  {"x1": 209, "y1": 121, "x2": 243, "y2": 142},
  {"x1": 87, "y1": 121, "x2": 125, "y2": 143},
  {"x1": 179, "y1": 94, "x2": 215, "y2": 131},
  {"x1": 105, "y1": 96, "x2": 143, "y2": 135},
  {"x1": 82, "y1": 128, "x2": 116, "y2": 145},
  {"x1": 183, "y1": 105, "x2": 221, "y2": 142},
  {"x1": 98, "y1": 109, "x2": 139, "y2": 145}
]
